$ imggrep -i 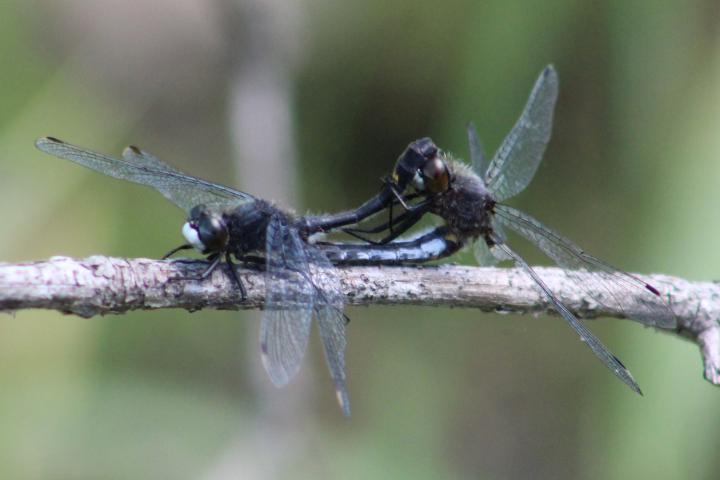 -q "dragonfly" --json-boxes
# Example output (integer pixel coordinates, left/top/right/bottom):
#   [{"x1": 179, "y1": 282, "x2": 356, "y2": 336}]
[
  {"x1": 319, "y1": 65, "x2": 676, "y2": 394},
  {"x1": 34, "y1": 136, "x2": 393, "y2": 417}
]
